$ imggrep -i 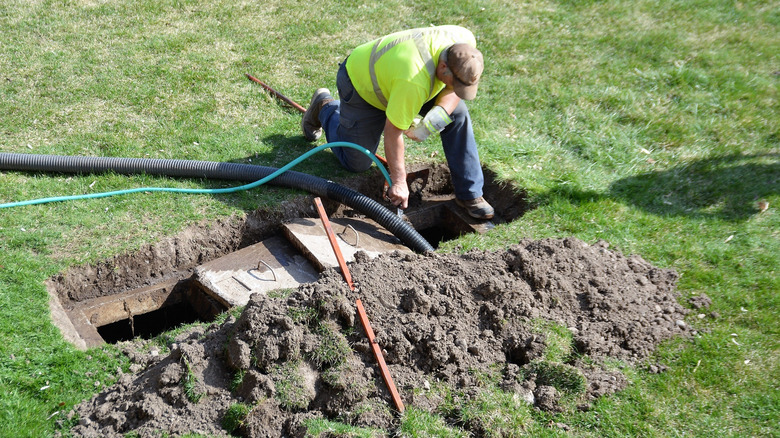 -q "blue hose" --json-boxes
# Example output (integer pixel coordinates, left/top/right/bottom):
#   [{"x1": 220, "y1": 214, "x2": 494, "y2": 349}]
[
  {"x1": 0, "y1": 142, "x2": 391, "y2": 209},
  {"x1": 0, "y1": 143, "x2": 436, "y2": 252}
]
